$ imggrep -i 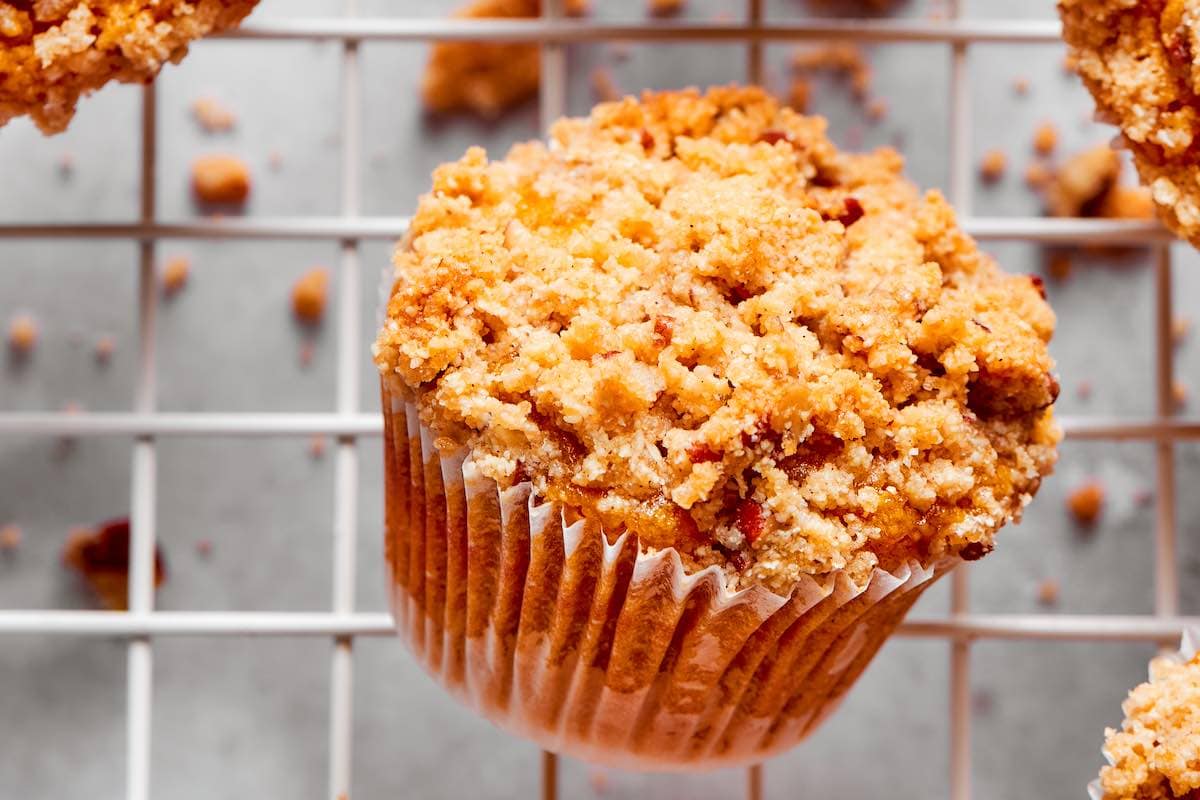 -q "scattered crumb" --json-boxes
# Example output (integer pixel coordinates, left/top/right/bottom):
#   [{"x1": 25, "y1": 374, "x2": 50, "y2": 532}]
[
  {"x1": 94, "y1": 335, "x2": 115, "y2": 364},
  {"x1": 191, "y1": 95, "x2": 236, "y2": 133},
  {"x1": 1046, "y1": 251, "x2": 1072, "y2": 281},
  {"x1": 191, "y1": 154, "x2": 251, "y2": 206},
  {"x1": 1076, "y1": 380, "x2": 1093, "y2": 400},
  {"x1": 1172, "y1": 316, "x2": 1191, "y2": 347},
  {"x1": 1172, "y1": 381, "x2": 1188, "y2": 411},
  {"x1": 1133, "y1": 487, "x2": 1154, "y2": 508},
  {"x1": 268, "y1": 150, "x2": 284, "y2": 172},
  {"x1": 1013, "y1": 76, "x2": 1030, "y2": 96},
  {"x1": 1036, "y1": 577, "x2": 1060, "y2": 606},
  {"x1": 299, "y1": 340, "x2": 315, "y2": 368},
  {"x1": 1032, "y1": 122, "x2": 1058, "y2": 156},
  {"x1": 1067, "y1": 480, "x2": 1105, "y2": 527},
  {"x1": 866, "y1": 97, "x2": 888, "y2": 123},
  {"x1": 308, "y1": 434, "x2": 327, "y2": 460},
  {"x1": 648, "y1": 0, "x2": 684, "y2": 16},
  {"x1": 790, "y1": 44, "x2": 872, "y2": 101},
  {"x1": 1024, "y1": 161, "x2": 1052, "y2": 190},
  {"x1": 1044, "y1": 144, "x2": 1119, "y2": 218},
  {"x1": 292, "y1": 267, "x2": 330, "y2": 325},
  {"x1": 787, "y1": 77, "x2": 810, "y2": 113},
  {"x1": 979, "y1": 149, "x2": 1007, "y2": 183},
  {"x1": 57, "y1": 151, "x2": 75, "y2": 179},
  {"x1": 161, "y1": 255, "x2": 190, "y2": 297},
  {"x1": 0, "y1": 524, "x2": 21, "y2": 554},
  {"x1": 588, "y1": 769, "x2": 610, "y2": 794},
  {"x1": 590, "y1": 67, "x2": 620, "y2": 103},
  {"x1": 62, "y1": 518, "x2": 166, "y2": 611},
  {"x1": 1095, "y1": 185, "x2": 1156, "y2": 220},
  {"x1": 7, "y1": 313, "x2": 37, "y2": 356},
  {"x1": 195, "y1": 538, "x2": 213, "y2": 558}
]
